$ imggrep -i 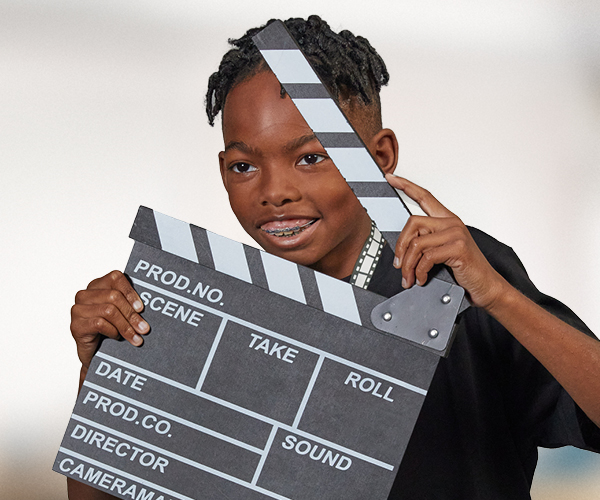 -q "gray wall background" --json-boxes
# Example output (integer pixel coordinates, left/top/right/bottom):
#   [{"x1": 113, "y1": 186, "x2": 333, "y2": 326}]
[{"x1": 1, "y1": 1, "x2": 599, "y2": 498}]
